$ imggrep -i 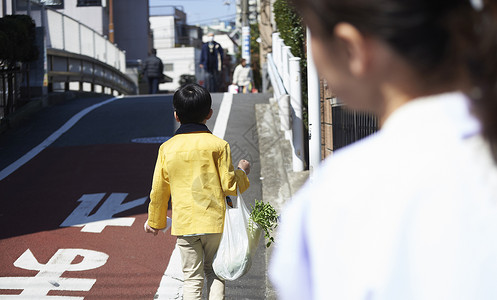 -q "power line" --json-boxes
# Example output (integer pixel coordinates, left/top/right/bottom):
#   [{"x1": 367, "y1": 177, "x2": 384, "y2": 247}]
[
  {"x1": 150, "y1": 13, "x2": 236, "y2": 29},
  {"x1": 189, "y1": 13, "x2": 237, "y2": 24},
  {"x1": 150, "y1": 0, "x2": 232, "y2": 3}
]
